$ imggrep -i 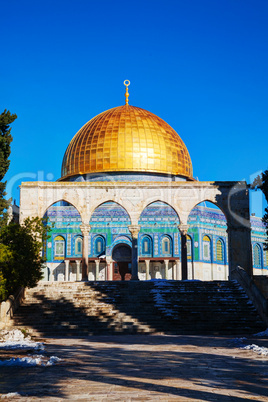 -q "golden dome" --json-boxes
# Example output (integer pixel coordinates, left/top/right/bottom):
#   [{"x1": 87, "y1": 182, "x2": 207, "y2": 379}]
[{"x1": 61, "y1": 105, "x2": 193, "y2": 180}]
